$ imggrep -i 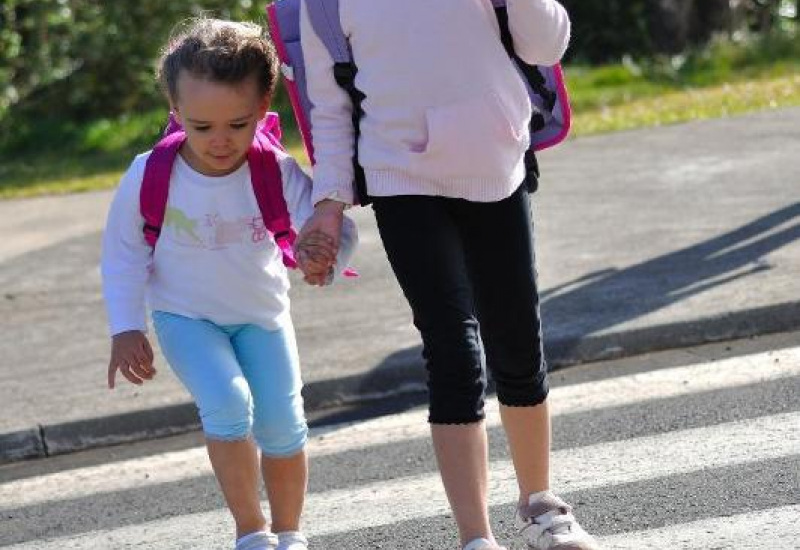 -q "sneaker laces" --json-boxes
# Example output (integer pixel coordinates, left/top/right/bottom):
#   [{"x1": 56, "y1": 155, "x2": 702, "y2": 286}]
[
  {"x1": 519, "y1": 512, "x2": 574, "y2": 546},
  {"x1": 534, "y1": 509, "x2": 577, "y2": 535}
]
